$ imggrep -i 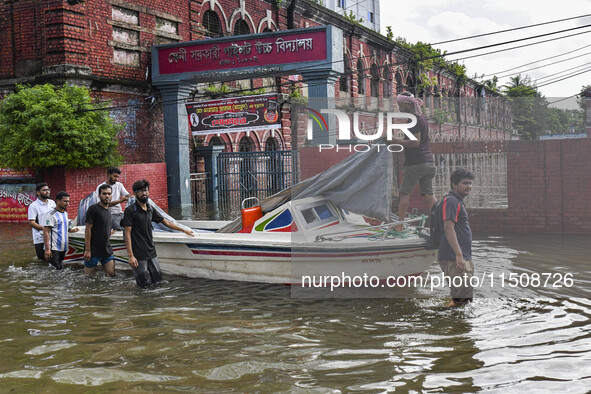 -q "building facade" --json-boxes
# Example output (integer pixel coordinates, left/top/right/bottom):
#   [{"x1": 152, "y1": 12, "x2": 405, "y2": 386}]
[{"x1": 0, "y1": 0, "x2": 513, "y2": 208}]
